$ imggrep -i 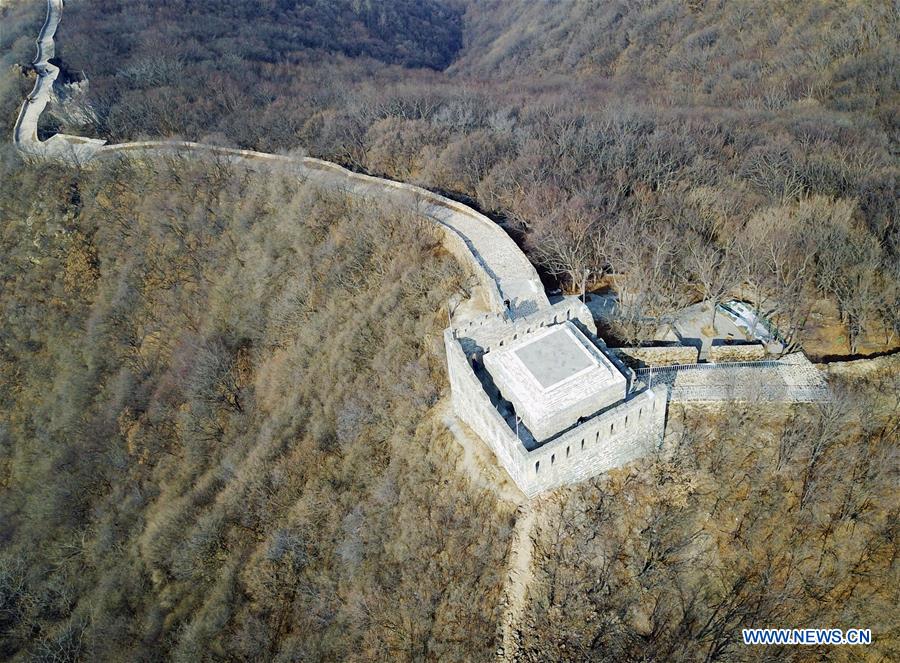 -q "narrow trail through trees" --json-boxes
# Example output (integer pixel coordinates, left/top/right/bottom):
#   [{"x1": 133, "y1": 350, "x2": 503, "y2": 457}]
[
  {"x1": 499, "y1": 504, "x2": 537, "y2": 661},
  {"x1": 439, "y1": 402, "x2": 538, "y2": 659}
]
